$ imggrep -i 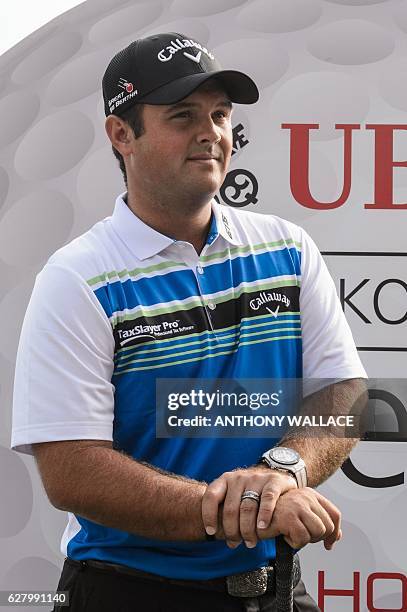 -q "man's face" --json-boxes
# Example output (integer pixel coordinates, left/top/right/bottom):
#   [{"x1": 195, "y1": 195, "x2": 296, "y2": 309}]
[{"x1": 126, "y1": 81, "x2": 233, "y2": 205}]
